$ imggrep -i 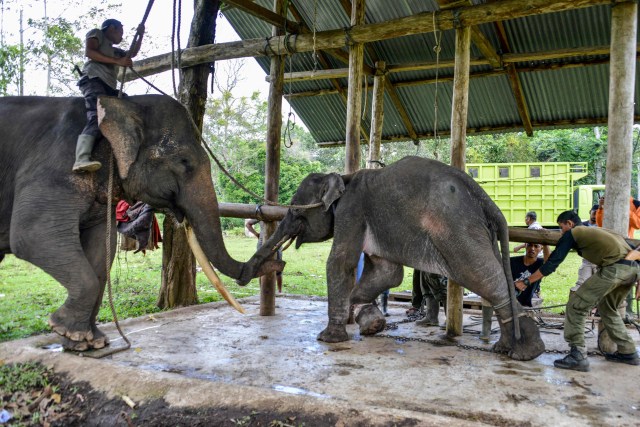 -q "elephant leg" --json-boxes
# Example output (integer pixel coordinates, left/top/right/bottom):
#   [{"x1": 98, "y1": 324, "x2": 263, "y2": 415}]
[
  {"x1": 10, "y1": 191, "x2": 103, "y2": 350},
  {"x1": 352, "y1": 256, "x2": 403, "y2": 337},
  {"x1": 80, "y1": 219, "x2": 117, "y2": 350},
  {"x1": 317, "y1": 246, "x2": 362, "y2": 343}
]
